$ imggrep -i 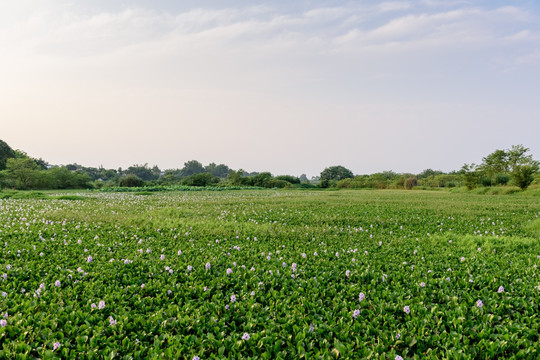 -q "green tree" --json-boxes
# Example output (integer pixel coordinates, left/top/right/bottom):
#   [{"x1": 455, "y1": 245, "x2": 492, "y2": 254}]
[
  {"x1": 0, "y1": 140, "x2": 16, "y2": 171},
  {"x1": 320, "y1": 166, "x2": 354, "y2": 182},
  {"x1": 479, "y1": 149, "x2": 509, "y2": 178},
  {"x1": 125, "y1": 164, "x2": 159, "y2": 181},
  {"x1": 461, "y1": 163, "x2": 480, "y2": 190},
  {"x1": 507, "y1": 145, "x2": 539, "y2": 189},
  {"x1": 180, "y1": 160, "x2": 205, "y2": 178},
  {"x1": 5, "y1": 158, "x2": 40, "y2": 189},
  {"x1": 205, "y1": 163, "x2": 230, "y2": 178}
]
